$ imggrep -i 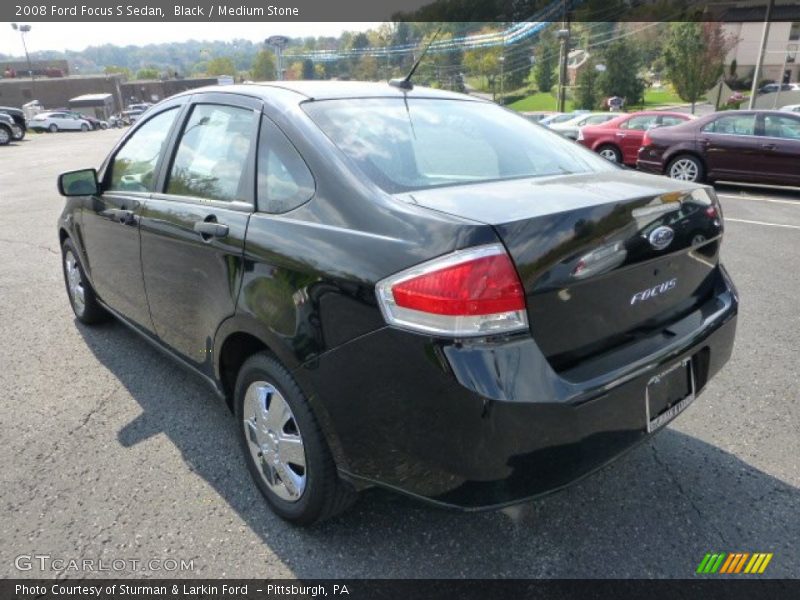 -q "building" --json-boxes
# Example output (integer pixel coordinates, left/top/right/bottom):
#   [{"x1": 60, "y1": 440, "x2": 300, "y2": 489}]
[
  {"x1": 0, "y1": 74, "x2": 222, "y2": 113},
  {"x1": 68, "y1": 93, "x2": 115, "y2": 120},
  {"x1": 724, "y1": 20, "x2": 800, "y2": 84}
]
